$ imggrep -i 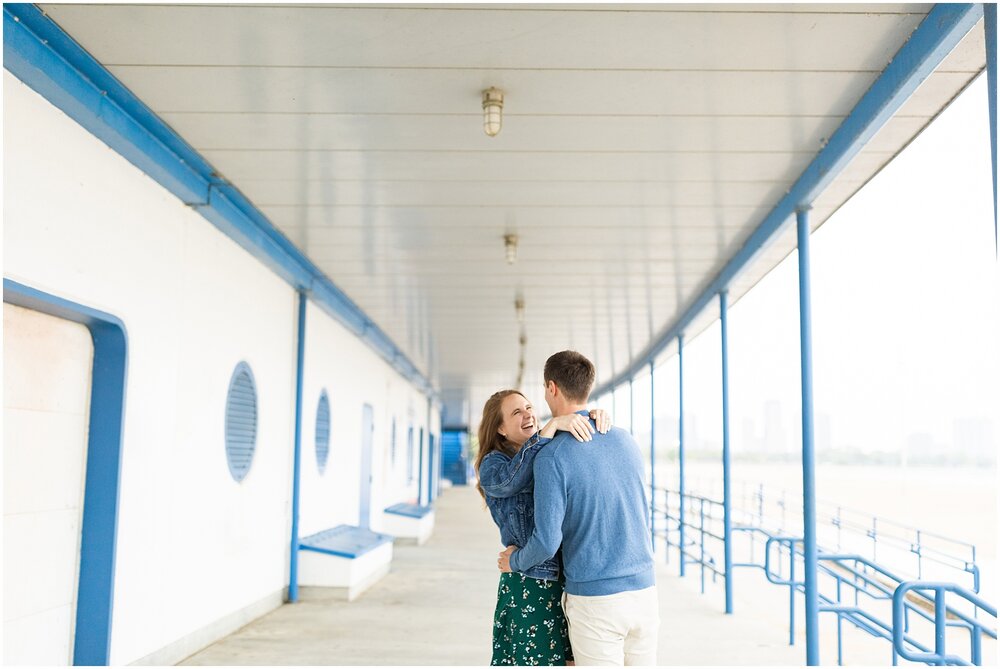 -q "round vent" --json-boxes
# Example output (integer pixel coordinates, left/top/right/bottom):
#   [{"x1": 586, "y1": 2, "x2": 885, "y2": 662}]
[
  {"x1": 225, "y1": 362, "x2": 258, "y2": 482},
  {"x1": 316, "y1": 390, "x2": 331, "y2": 474}
]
